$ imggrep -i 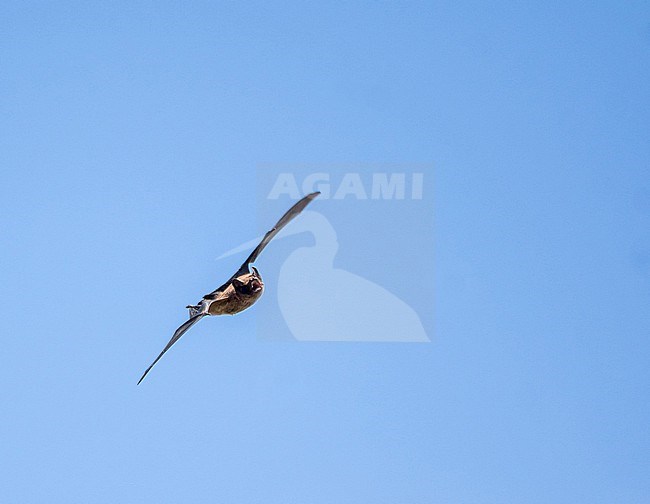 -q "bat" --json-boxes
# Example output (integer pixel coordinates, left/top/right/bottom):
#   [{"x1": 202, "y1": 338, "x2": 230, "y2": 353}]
[{"x1": 137, "y1": 191, "x2": 320, "y2": 384}]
